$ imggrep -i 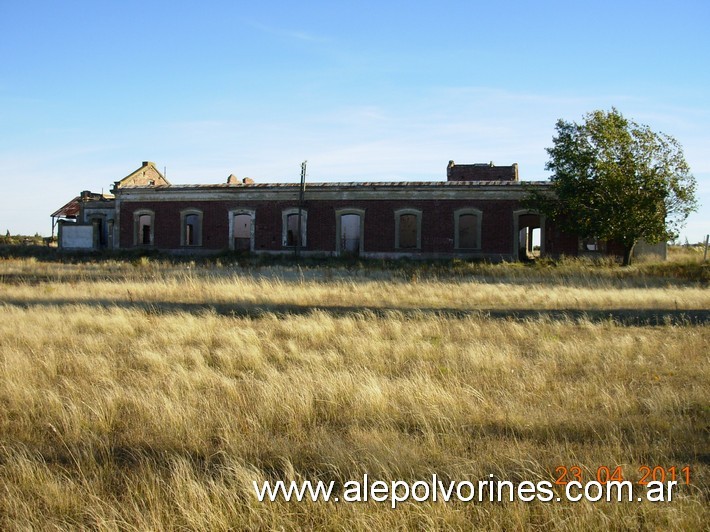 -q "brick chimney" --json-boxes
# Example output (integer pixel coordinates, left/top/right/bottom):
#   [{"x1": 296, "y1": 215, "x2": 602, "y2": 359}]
[{"x1": 447, "y1": 160, "x2": 519, "y2": 181}]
